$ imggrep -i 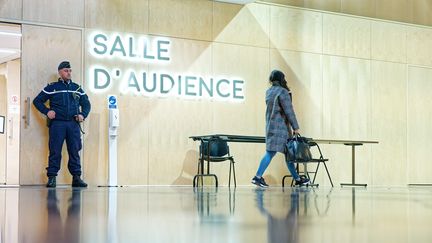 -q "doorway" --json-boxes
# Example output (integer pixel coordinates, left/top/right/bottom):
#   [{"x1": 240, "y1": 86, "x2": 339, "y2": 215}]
[{"x1": 0, "y1": 22, "x2": 21, "y2": 185}]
